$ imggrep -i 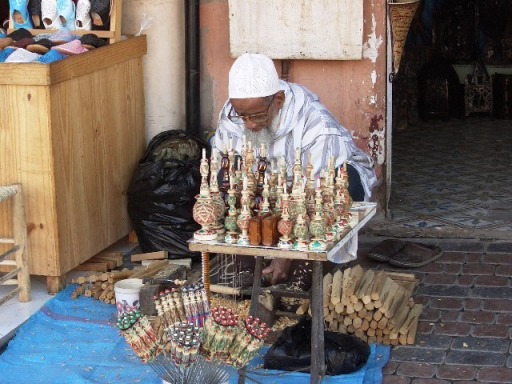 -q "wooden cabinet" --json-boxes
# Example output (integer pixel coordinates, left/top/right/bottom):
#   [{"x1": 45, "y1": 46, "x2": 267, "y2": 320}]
[{"x1": 0, "y1": 36, "x2": 147, "y2": 292}]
